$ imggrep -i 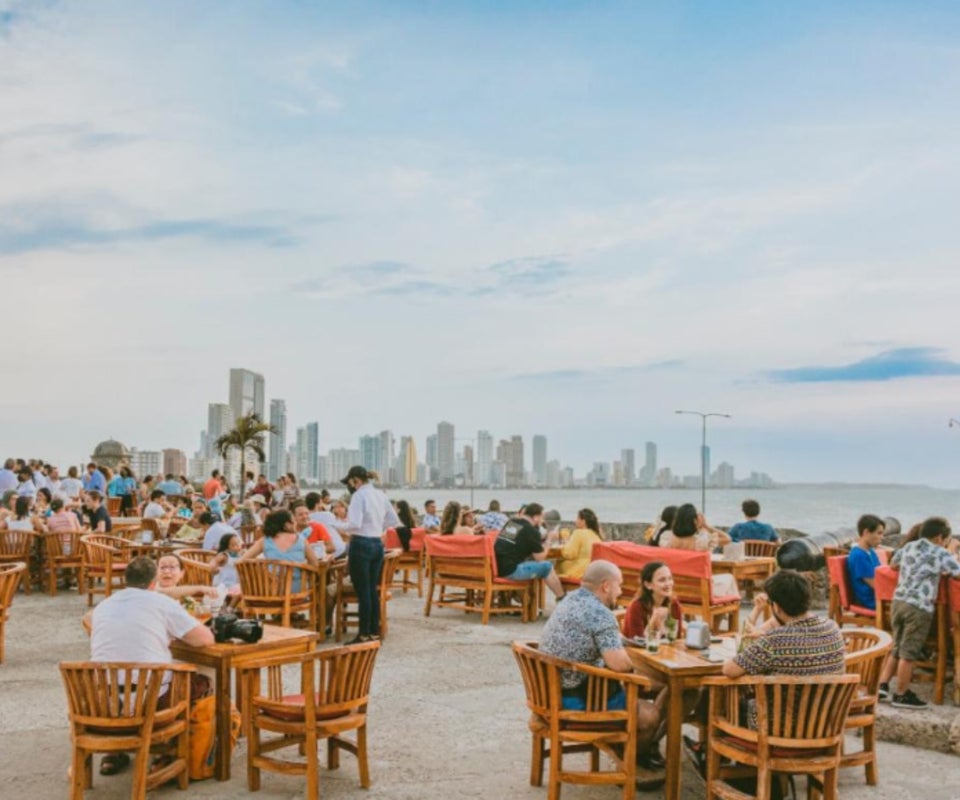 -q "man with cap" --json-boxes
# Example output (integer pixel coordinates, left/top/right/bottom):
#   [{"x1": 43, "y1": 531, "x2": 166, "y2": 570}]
[{"x1": 494, "y1": 502, "x2": 566, "y2": 604}]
